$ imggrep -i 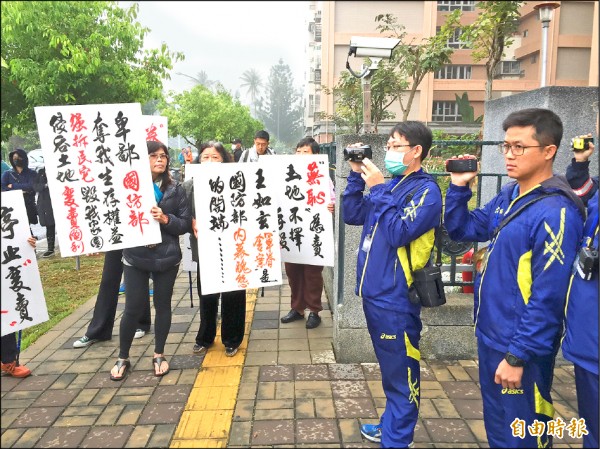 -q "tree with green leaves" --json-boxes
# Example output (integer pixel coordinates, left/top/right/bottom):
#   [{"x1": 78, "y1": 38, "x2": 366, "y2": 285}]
[
  {"x1": 256, "y1": 59, "x2": 303, "y2": 147},
  {"x1": 160, "y1": 84, "x2": 264, "y2": 150},
  {"x1": 320, "y1": 72, "x2": 363, "y2": 133},
  {"x1": 375, "y1": 10, "x2": 461, "y2": 121},
  {"x1": 239, "y1": 68, "x2": 262, "y2": 116},
  {"x1": 1, "y1": 1, "x2": 184, "y2": 142},
  {"x1": 459, "y1": 1, "x2": 523, "y2": 100}
]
